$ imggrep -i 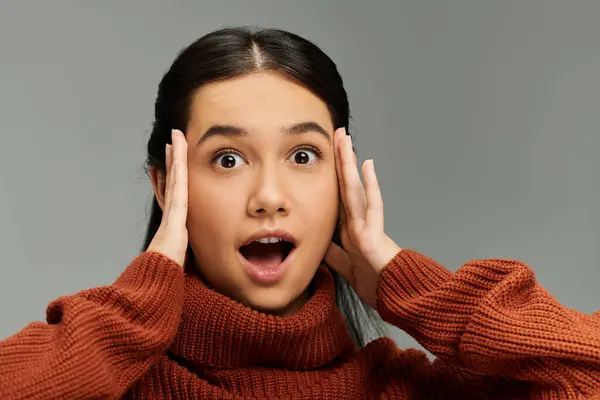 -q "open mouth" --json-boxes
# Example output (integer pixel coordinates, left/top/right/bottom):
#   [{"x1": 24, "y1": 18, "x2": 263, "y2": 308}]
[{"x1": 239, "y1": 239, "x2": 295, "y2": 269}]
